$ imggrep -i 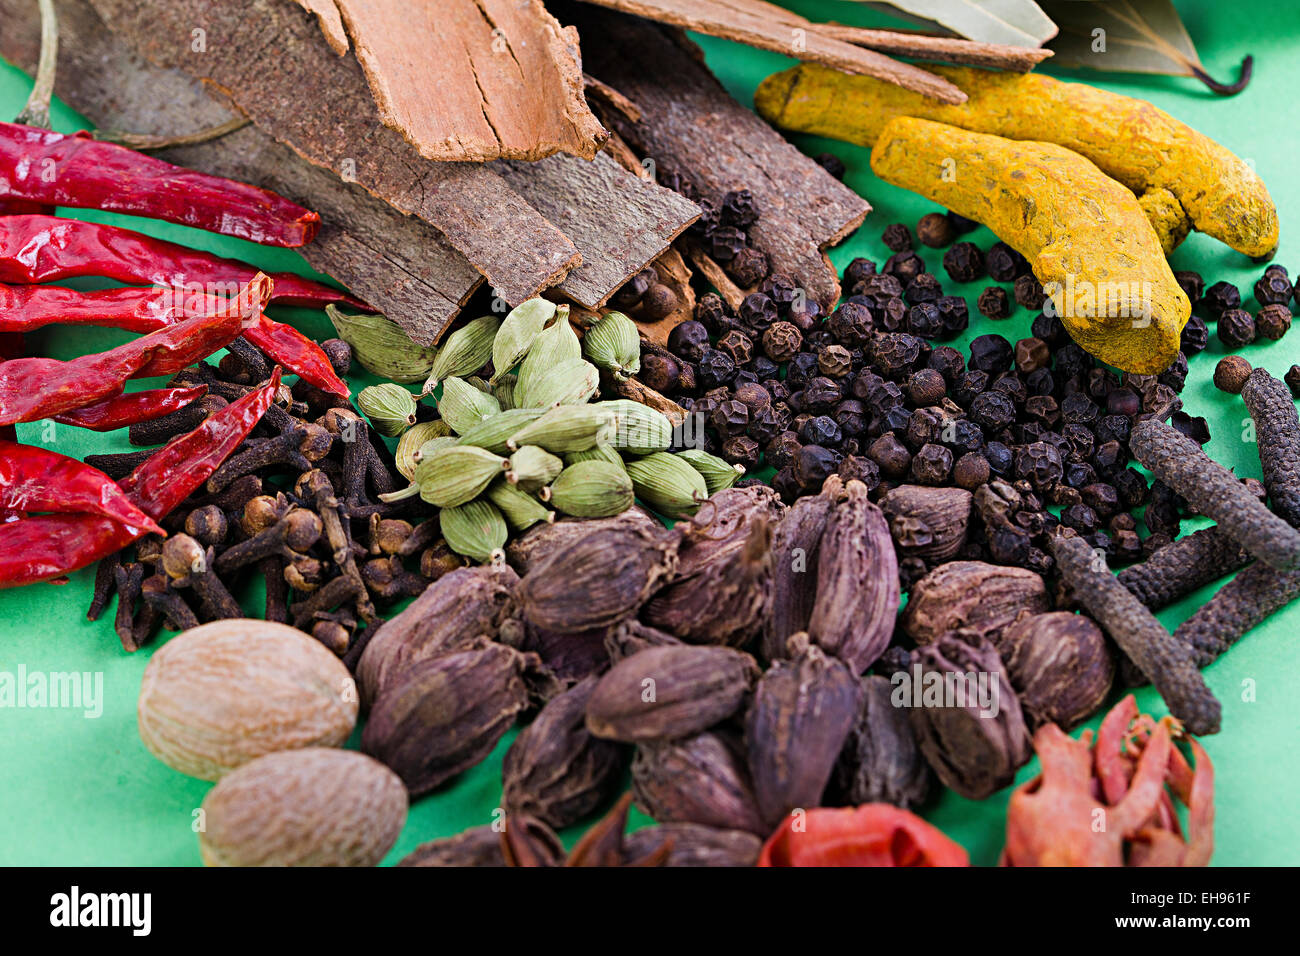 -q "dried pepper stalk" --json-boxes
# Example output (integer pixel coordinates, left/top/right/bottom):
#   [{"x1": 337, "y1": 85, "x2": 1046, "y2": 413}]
[
  {"x1": 0, "y1": 273, "x2": 270, "y2": 426},
  {"x1": 0, "y1": 121, "x2": 320, "y2": 247},
  {"x1": 1117, "y1": 526, "x2": 1249, "y2": 611},
  {"x1": 0, "y1": 369, "x2": 279, "y2": 588},
  {"x1": 0, "y1": 440, "x2": 162, "y2": 534},
  {"x1": 1172, "y1": 562, "x2": 1300, "y2": 668},
  {"x1": 0, "y1": 215, "x2": 367, "y2": 309},
  {"x1": 0, "y1": 283, "x2": 349, "y2": 395},
  {"x1": 1240, "y1": 368, "x2": 1300, "y2": 528},
  {"x1": 50, "y1": 384, "x2": 206, "y2": 432},
  {"x1": 758, "y1": 804, "x2": 969, "y2": 867},
  {"x1": 1003, "y1": 695, "x2": 1213, "y2": 866}
]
